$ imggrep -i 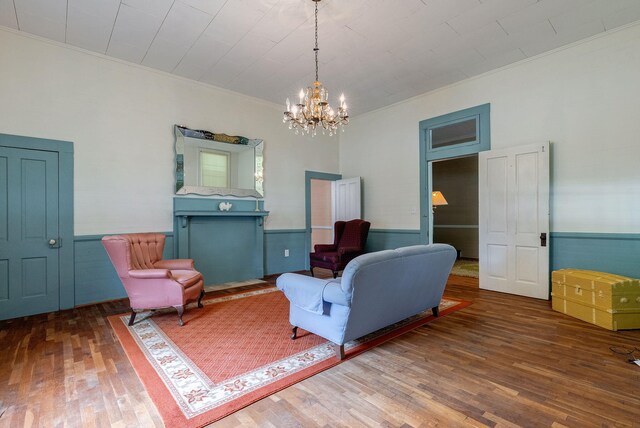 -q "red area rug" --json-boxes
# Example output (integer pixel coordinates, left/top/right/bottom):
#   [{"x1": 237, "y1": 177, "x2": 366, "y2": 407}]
[{"x1": 109, "y1": 287, "x2": 470, "y2": 427}]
